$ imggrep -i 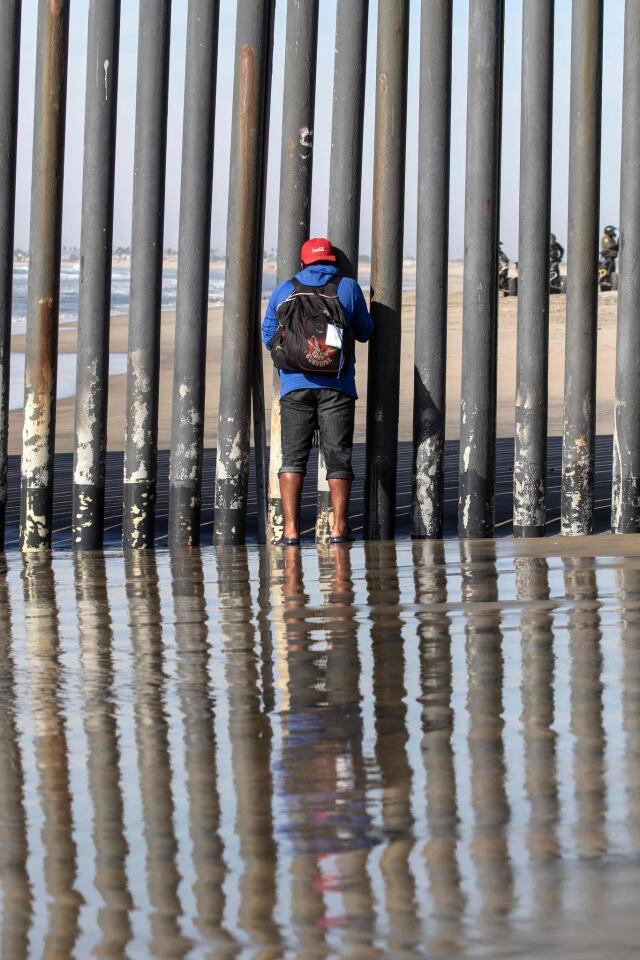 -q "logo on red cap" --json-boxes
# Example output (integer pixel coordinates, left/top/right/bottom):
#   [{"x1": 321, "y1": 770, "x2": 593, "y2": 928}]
[{"x1": 300, "y1": 237, "x2": 337, "y2": 265}]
